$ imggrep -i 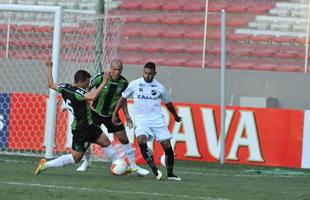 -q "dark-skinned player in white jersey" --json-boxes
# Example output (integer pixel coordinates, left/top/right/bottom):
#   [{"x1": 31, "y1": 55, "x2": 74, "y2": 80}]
[{"x1": 112, "y1": 62, "x2": 182, "y2": 181}]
